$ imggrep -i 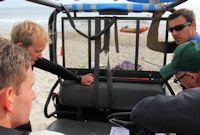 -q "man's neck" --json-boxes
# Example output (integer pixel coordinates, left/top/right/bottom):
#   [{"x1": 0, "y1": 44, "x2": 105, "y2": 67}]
[{"x1": 0, "y1": 120, "x2": 11, "y2": 129}]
